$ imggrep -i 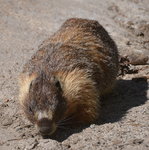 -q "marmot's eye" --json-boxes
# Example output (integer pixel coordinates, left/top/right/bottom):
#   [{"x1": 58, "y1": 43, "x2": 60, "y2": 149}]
[
  {"x1": 55, "y1": 80, "x2": 62, "y2": 92},
  {"x1": 28, "y1": 106, "x2": 33, "y2": 113},
  {"x1": 28, "y1": 100, "x2": 36, "y2": 114},
  {"x1": 55, "y1": 80, "x2": 61, "y2": 88}
]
